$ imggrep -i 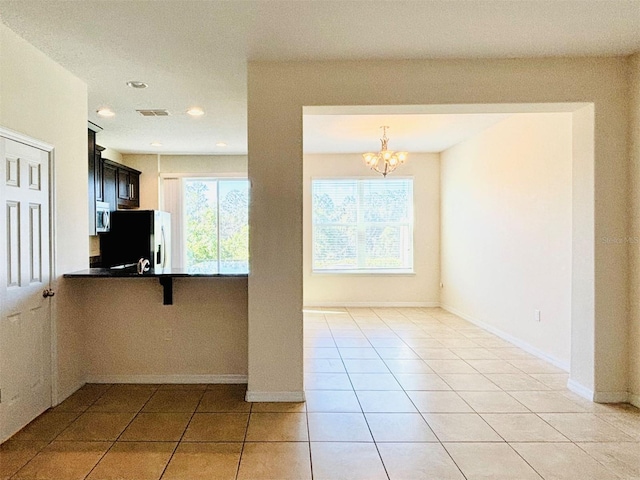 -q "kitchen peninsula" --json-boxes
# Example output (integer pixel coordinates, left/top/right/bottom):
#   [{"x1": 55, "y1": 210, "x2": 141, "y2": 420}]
[
  {"x1": 64, "y1": 268, "x2": 247, "y2": 305},
  {"x1": 72, "y1": 142, "x2": 250, "y2": 386},
  {"x1": 62, "y1": 271, "x2": 248, "y2": 386}
]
